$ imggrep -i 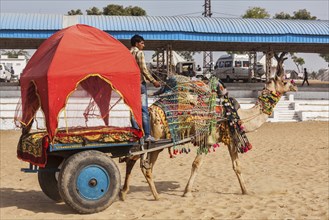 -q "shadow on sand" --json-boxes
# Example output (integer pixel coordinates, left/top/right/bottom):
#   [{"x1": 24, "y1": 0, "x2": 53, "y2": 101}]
[
  {"x1": 128, "y1": 180, "x2": 181, "y2": 194},
  {"x1": 1, "y1": 187, "x2": 73, "y2": 214},
  {"x1": 0, "y1": 181, "x2": 181, "y2": 213}
]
